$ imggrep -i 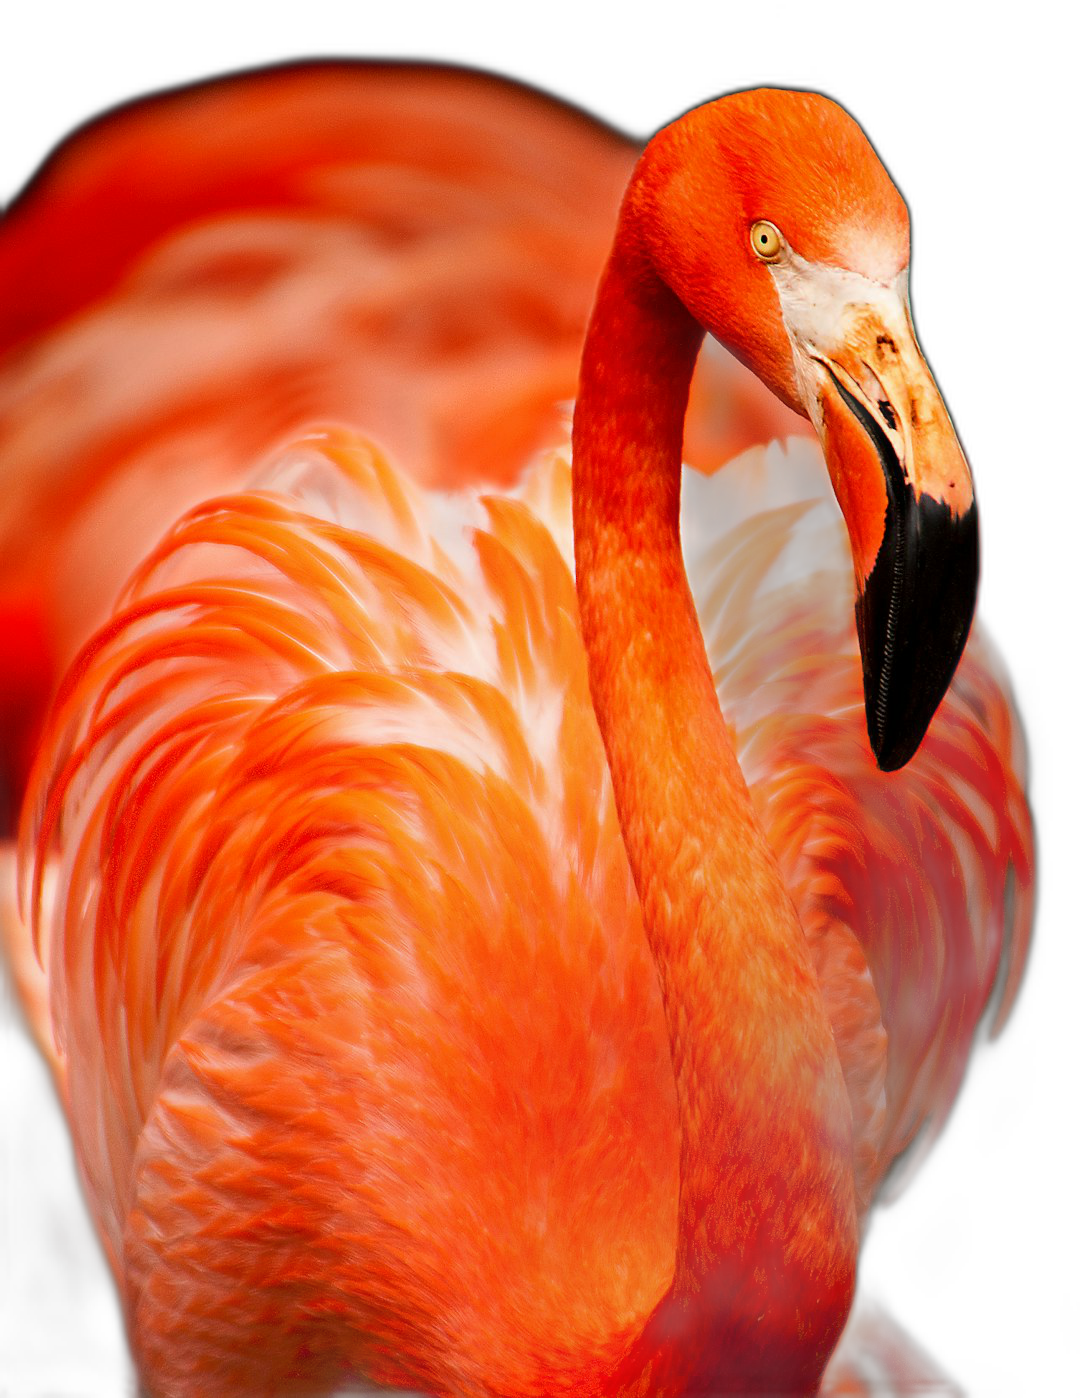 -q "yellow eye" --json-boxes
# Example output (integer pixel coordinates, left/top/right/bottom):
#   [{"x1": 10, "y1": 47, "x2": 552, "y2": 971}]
[{"x1": 750, "y1": 220, "x2": 783, "y2": 261}]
